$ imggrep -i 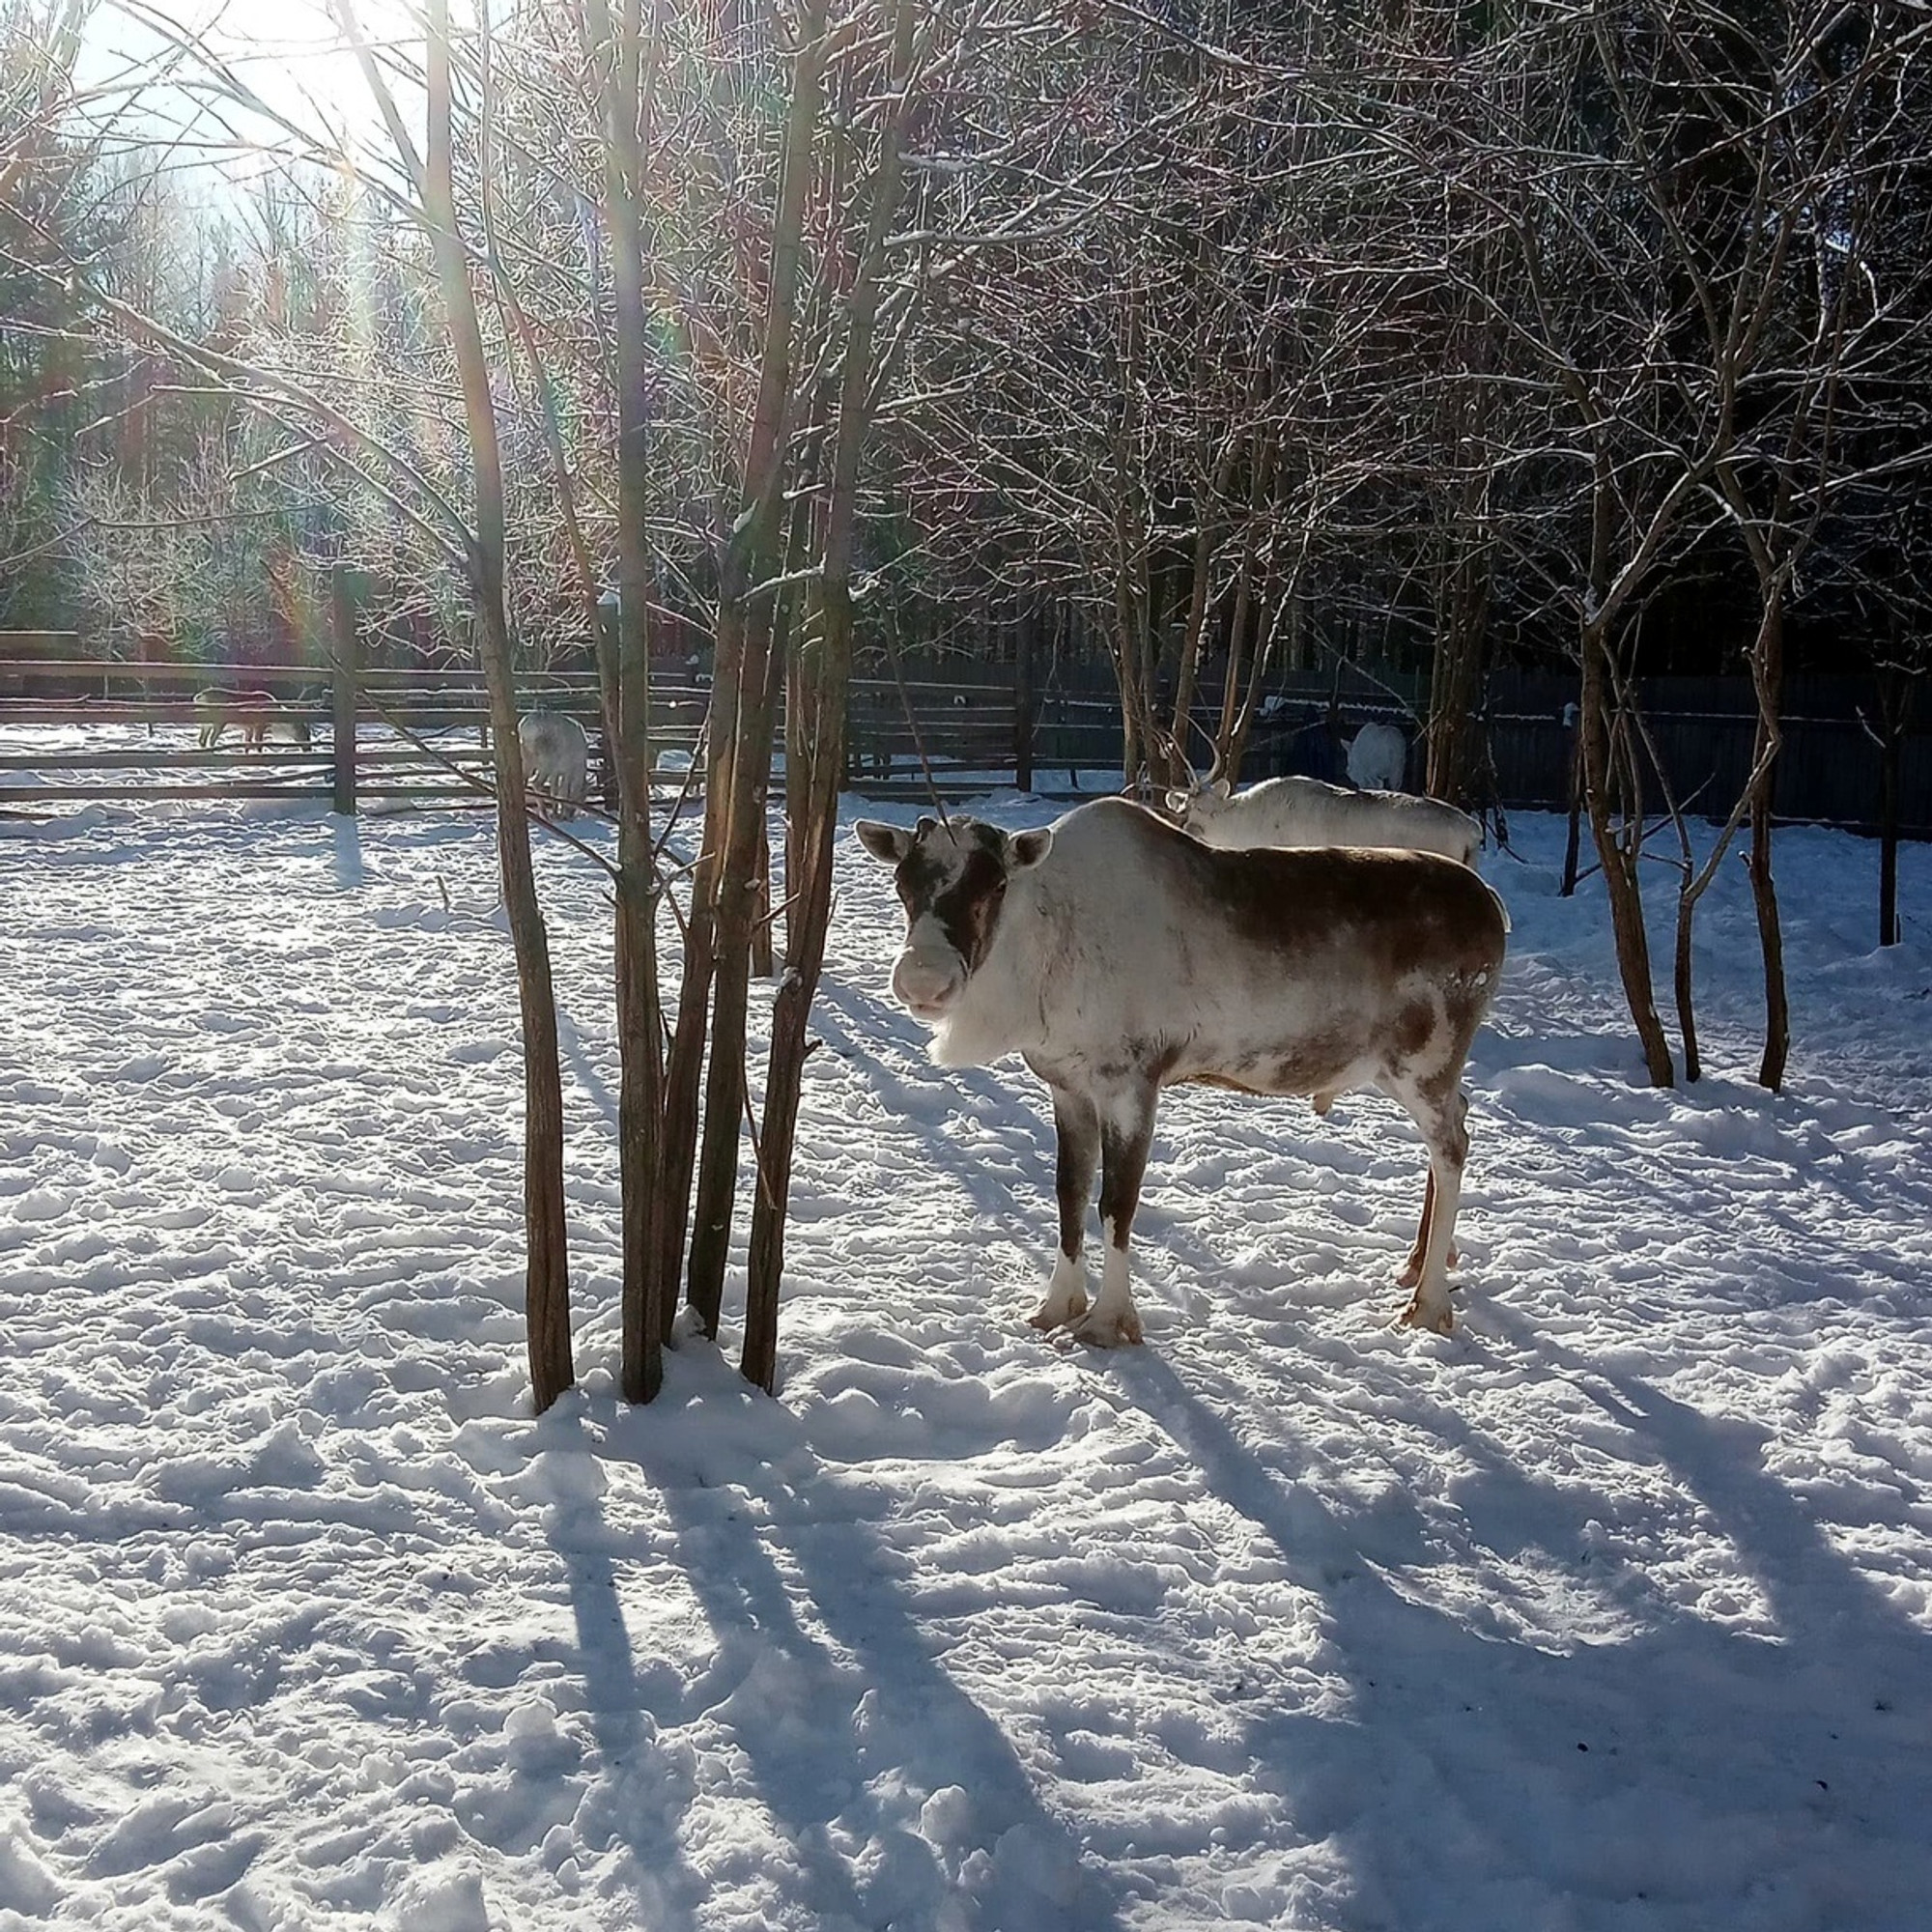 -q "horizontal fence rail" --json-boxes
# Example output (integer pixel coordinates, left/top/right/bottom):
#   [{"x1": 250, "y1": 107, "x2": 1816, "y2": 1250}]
[{"x1": 1, "y1": 654, "x2": 1926, "y2": 838}]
